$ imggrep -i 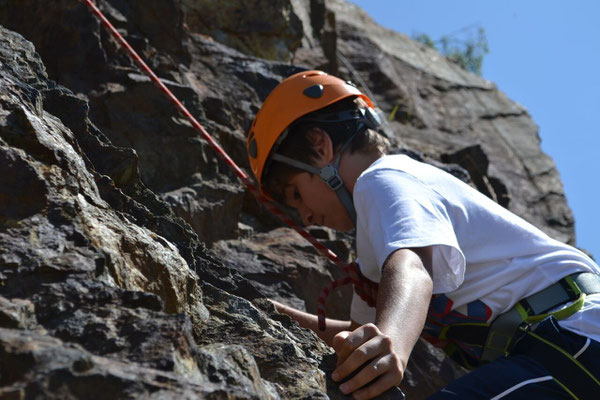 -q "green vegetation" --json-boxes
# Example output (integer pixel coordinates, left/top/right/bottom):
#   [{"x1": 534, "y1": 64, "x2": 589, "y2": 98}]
[{"x1": 414, "y1": 25, "x2": 489, "y2": 75}]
